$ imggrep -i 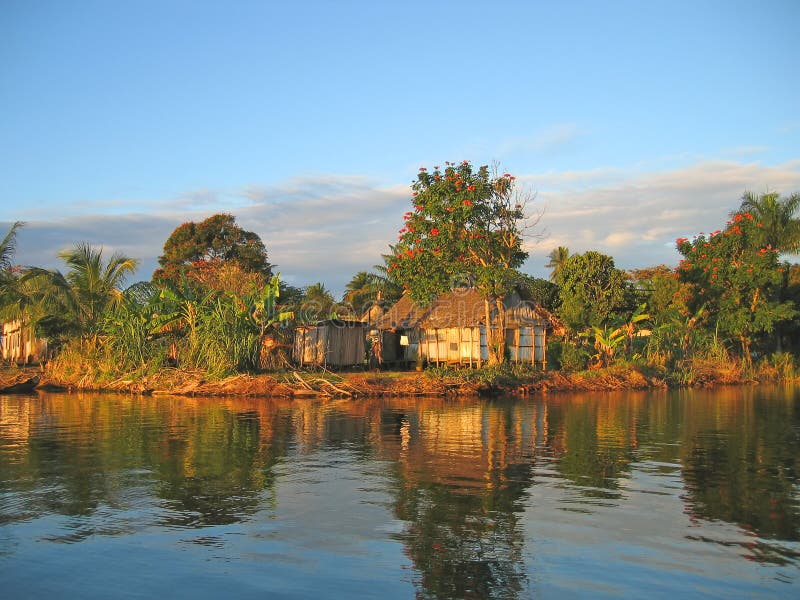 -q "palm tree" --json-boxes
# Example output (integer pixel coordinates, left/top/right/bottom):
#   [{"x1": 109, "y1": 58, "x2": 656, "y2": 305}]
[
  {"x1": 0, "y1": 222, "x2": 24, "y2": 315},
  {"x1": 342, "y1": 270, "x2": 404, "y2": 315},
  {"x1": 738, "y1": 191, "x2": 800, "y2": 253},
  {"x1": 545, "y1": 246, "x2": 570, "y2": 282},
  {"x1": 25, "y1": 243, "x2": 139, "y2": 345},
  {"x1": 301, "y1": 282, "x2": 336, "y2": 321},
  {"x1": 0, "y1": 222, "x2": 23, "y2": 272},
  {"x1": 342, "y1": 271, "x2": 374, "y2": 313}
]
